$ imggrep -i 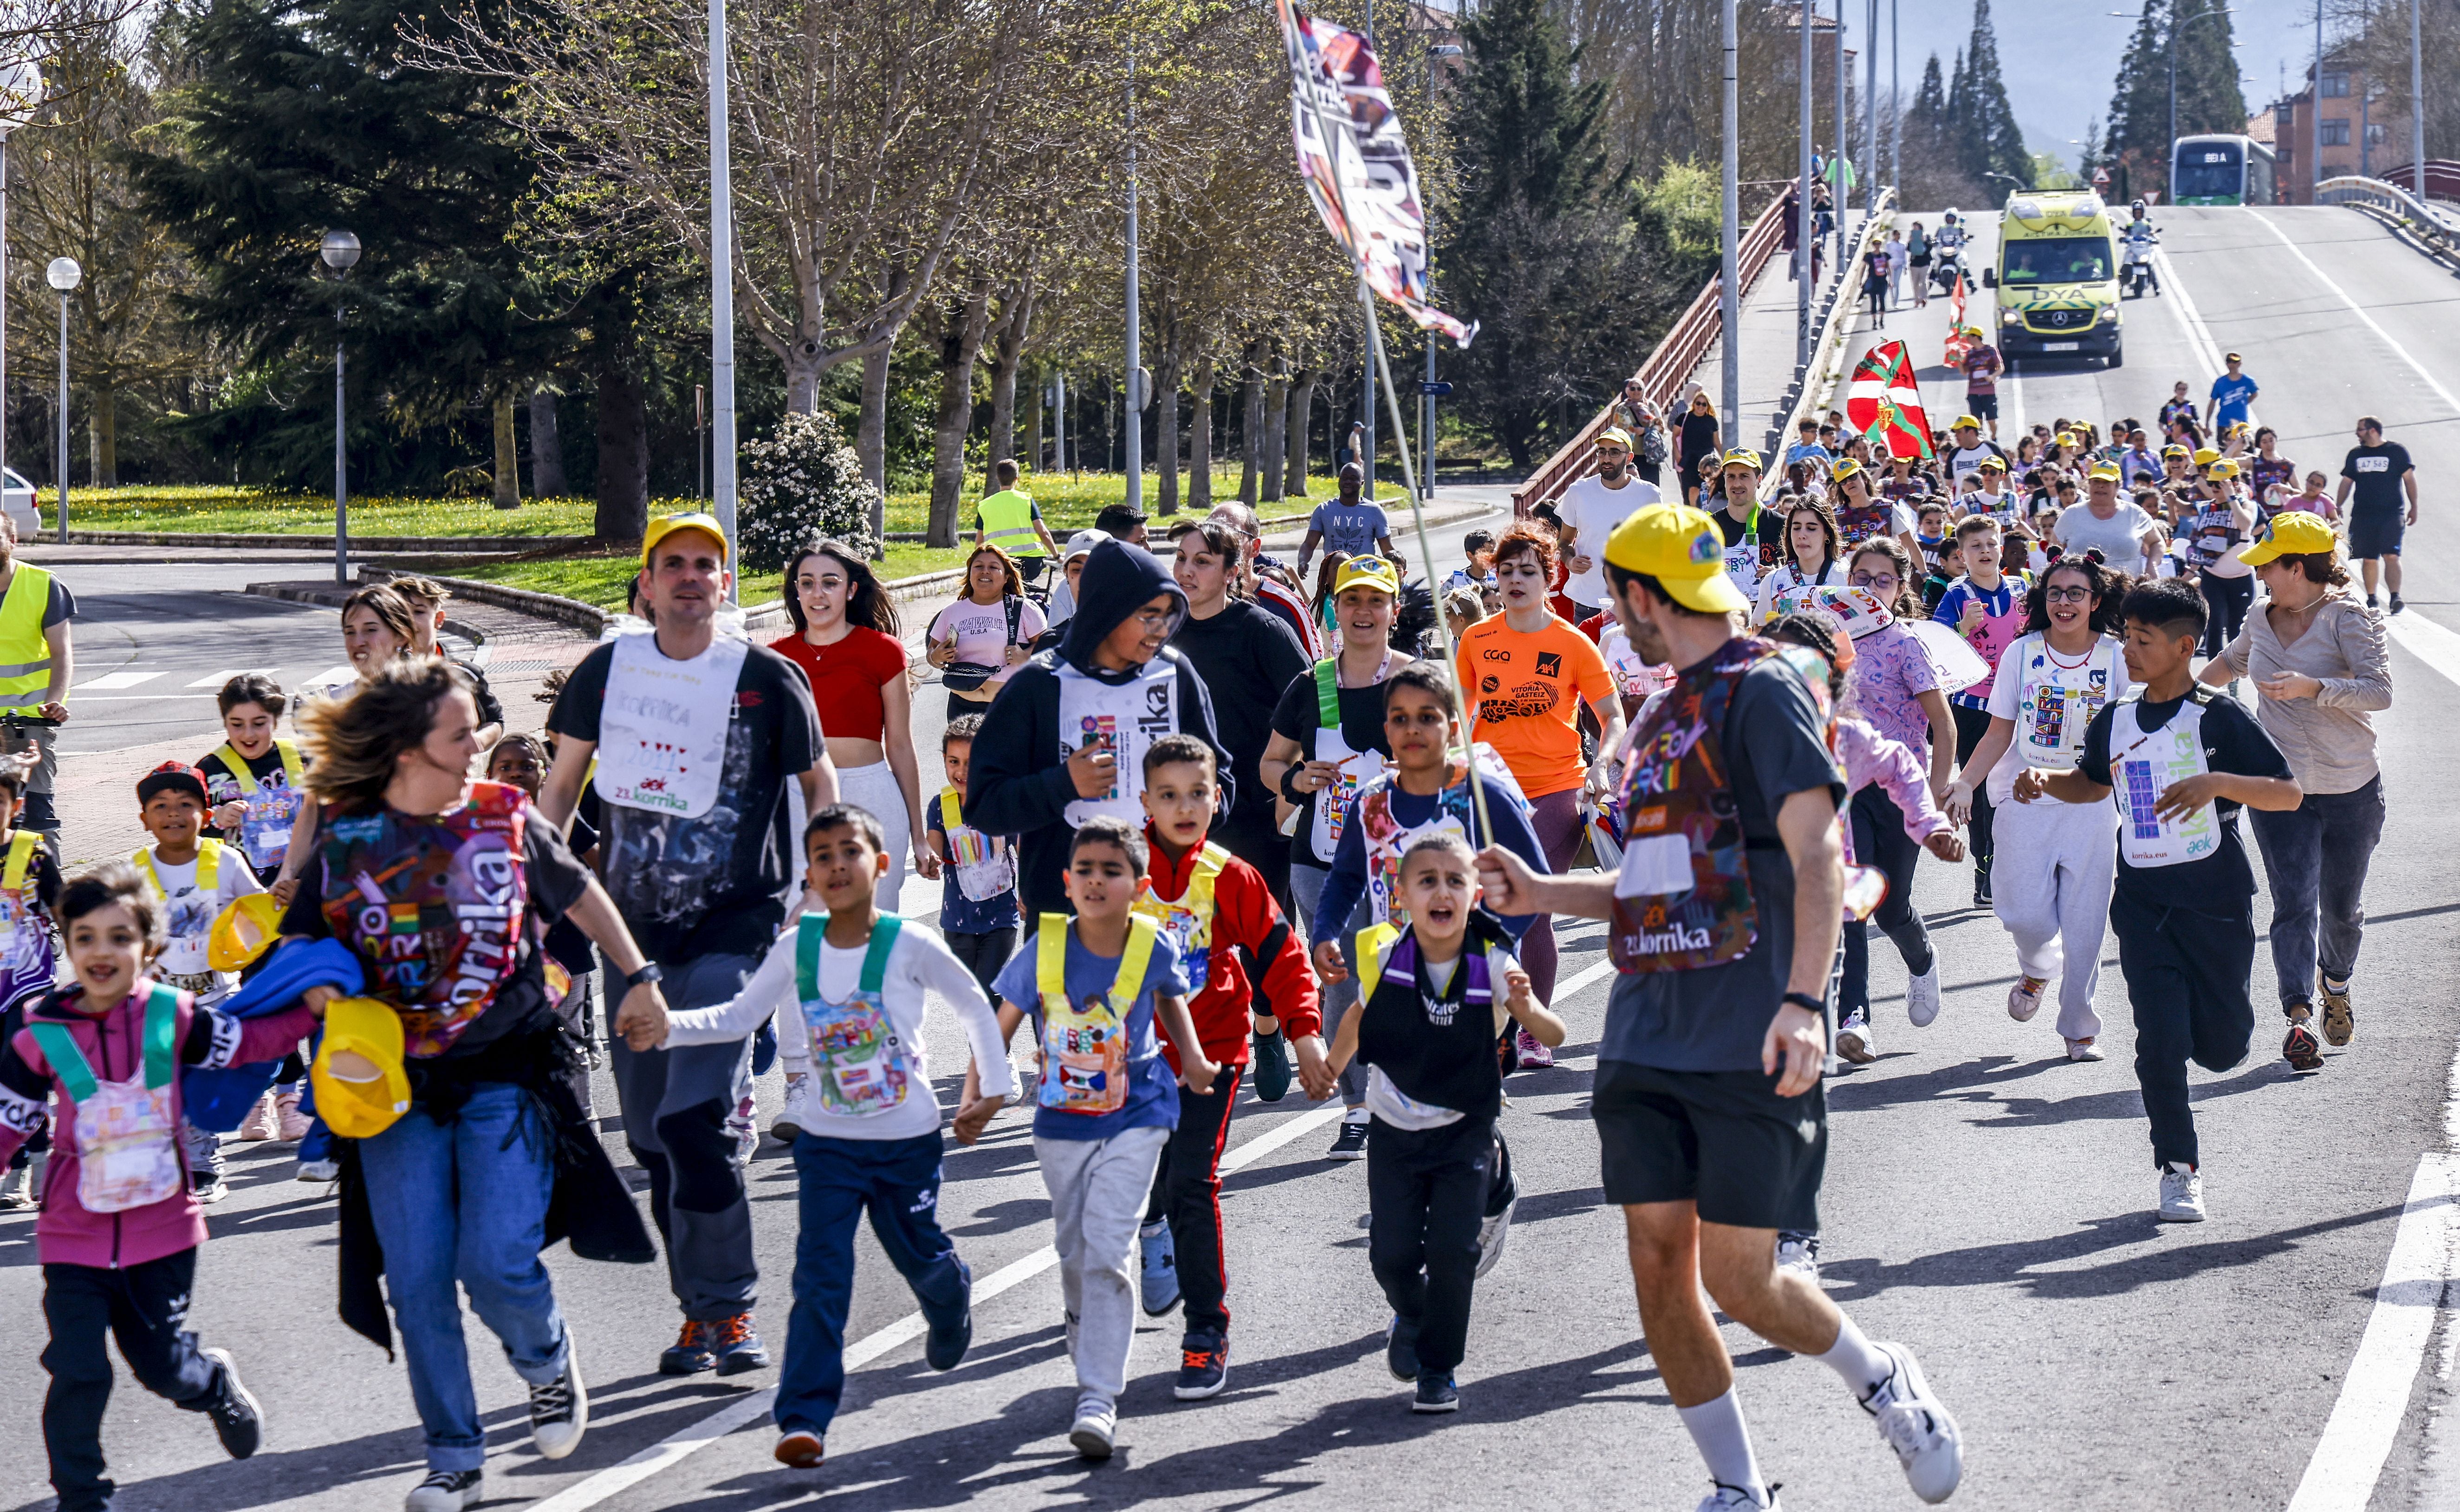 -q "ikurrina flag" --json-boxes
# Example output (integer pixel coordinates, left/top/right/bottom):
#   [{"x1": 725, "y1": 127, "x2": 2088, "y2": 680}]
[
  {"x1": 1275, "y1": 0, "x2": 1476, "y2": 346},
  {"x1": 1845, "y1": 340, "x2": 1934, "y2": 460}
]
